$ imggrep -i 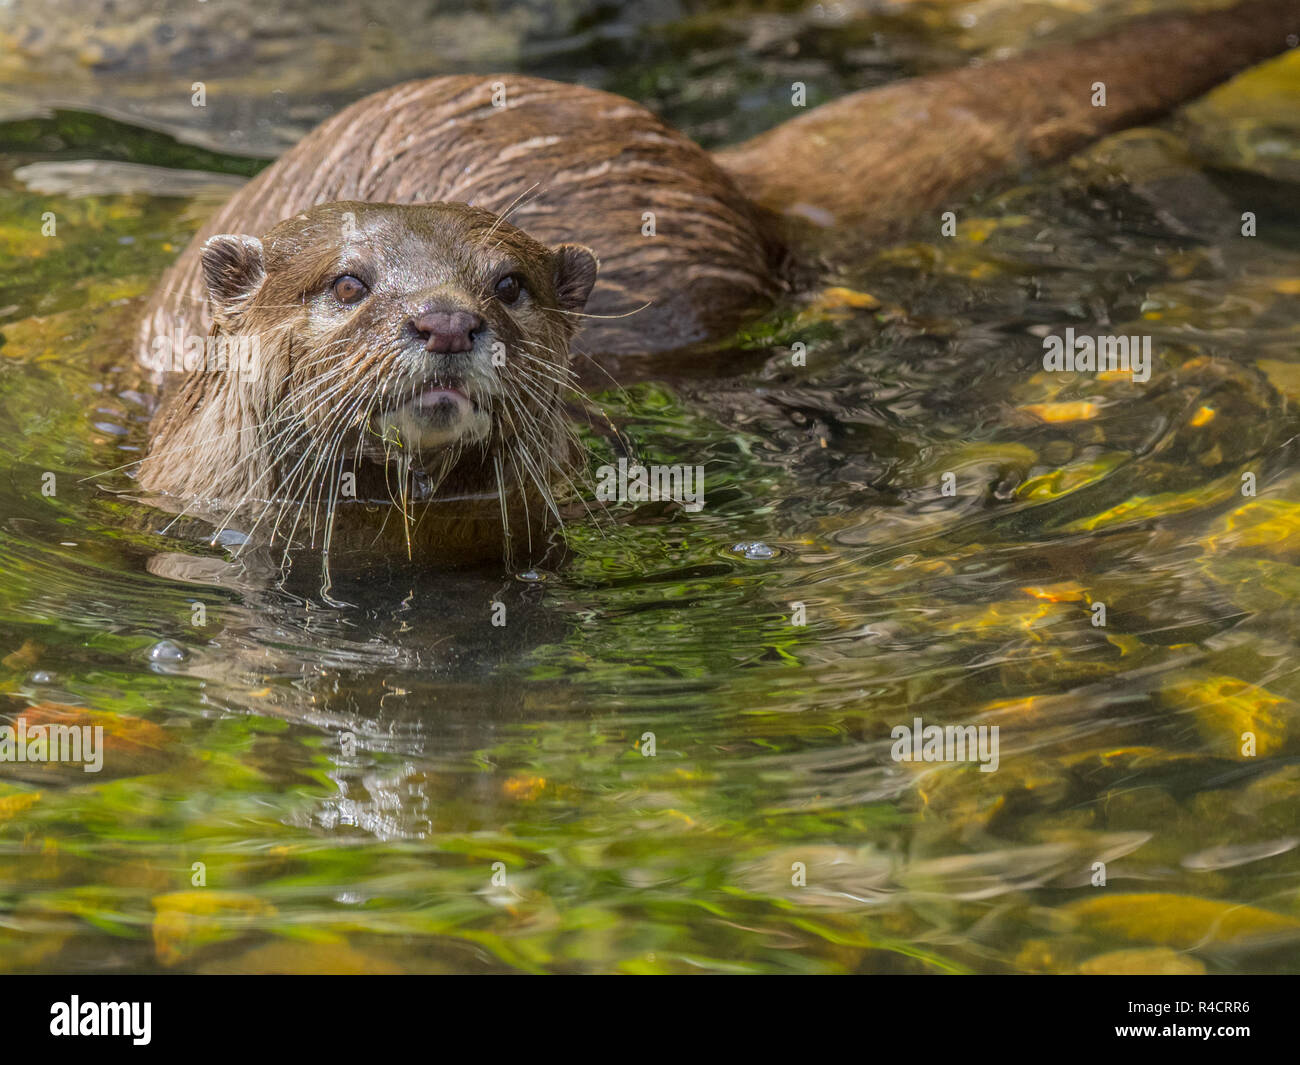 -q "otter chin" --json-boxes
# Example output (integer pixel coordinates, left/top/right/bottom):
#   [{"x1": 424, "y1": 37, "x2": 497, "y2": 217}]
[
  {"x1": 379, "y1": 385, "x2": 488, "y2": 451},
  {"x1": 138, "y1": 200, "x2": 599, "y2": 571}
]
